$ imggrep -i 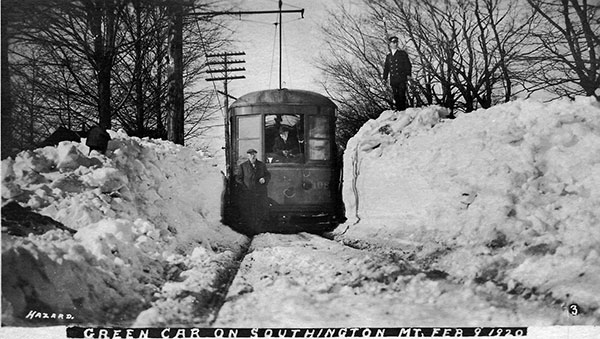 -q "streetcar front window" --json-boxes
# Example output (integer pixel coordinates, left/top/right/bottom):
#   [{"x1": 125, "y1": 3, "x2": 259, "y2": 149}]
[
  {"x1": 308, "y1": 116, "x2": 330, "y2": 161},
  {"x1": 237, "y1": 115, "x2": 261, "y2": 163},
  {"x1": 265, "y1": 114, "x2": 304, "y2": 164}
]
